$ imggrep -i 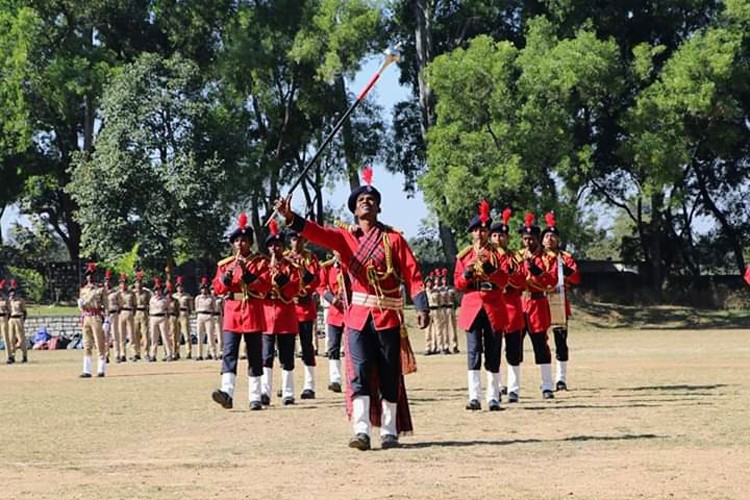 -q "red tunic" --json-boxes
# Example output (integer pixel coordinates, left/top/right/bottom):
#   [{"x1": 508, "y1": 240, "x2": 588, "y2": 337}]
[
  {"x1": 285, "y1": 248, "x2": 321, "y2": 322},
  {"x1": 212, "y1": 253, "x2": 272, "y2": 334},
  {"x1": 298, "y1": 220, "x2": 426, "y2": 331},
  {"x1": 262, "y1": 257, "x2": 301, "y2": 334},
  {"x1": 744, "y1": 265, "x2": 750, "y2": 286},
  {"x1": 453, "y1": 243, "x2": 509, "y2": 332},
  {"x1": 318, "y1": 260, "x2": 347, "y2": 328},
  {"x1": 519, "y1": 249, "x2": 557, "y2": 333},
  {"x1": 547, "y1": 250, "x2": 580, "y2": 318},
  {"x1": 501, "y1": 248, "x2": 526, "y2": 333}
]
